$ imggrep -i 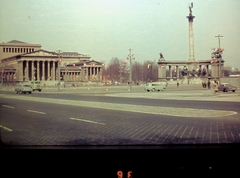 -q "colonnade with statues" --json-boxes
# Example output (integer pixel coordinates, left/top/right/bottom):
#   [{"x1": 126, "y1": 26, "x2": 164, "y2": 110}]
[{"x1": 157, "y1": 60, "x2": 224, "y2": 81}]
